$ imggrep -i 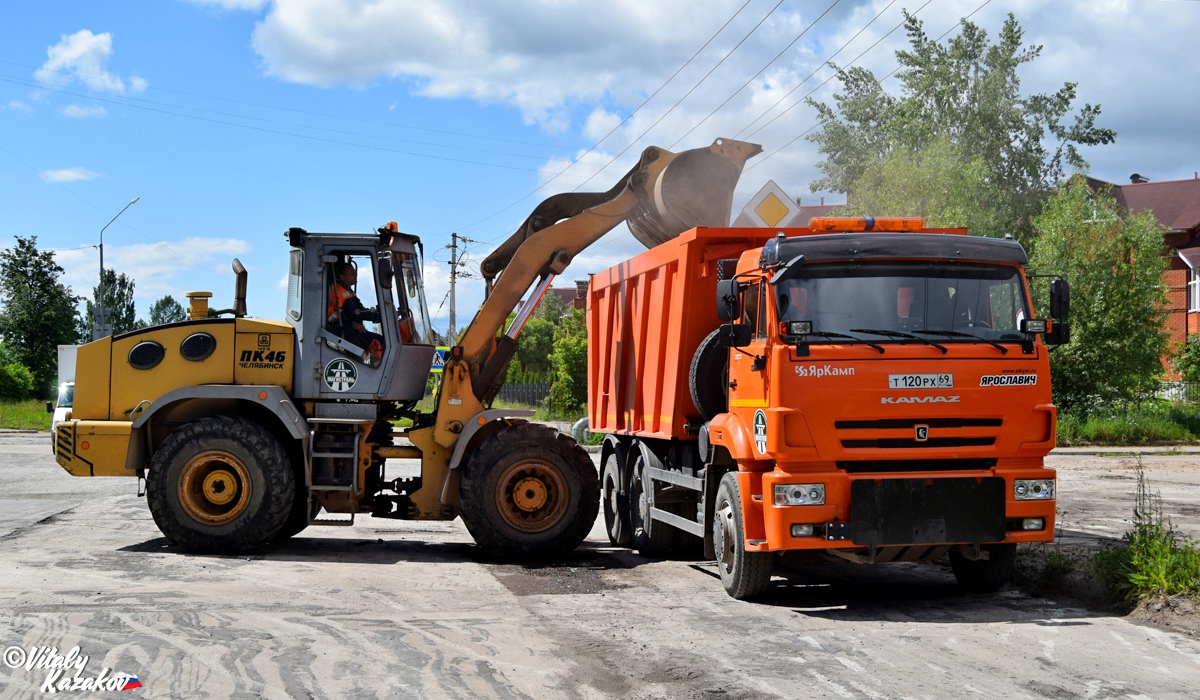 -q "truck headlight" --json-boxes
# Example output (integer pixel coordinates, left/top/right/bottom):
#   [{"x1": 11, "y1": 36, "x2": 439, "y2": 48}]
[
  {"x1": 1013, "y1": 479, "x2": 1055, "y2": 500},
  {"x1": 774, "y1": 483, "x2": 825, "y2": 506}
]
